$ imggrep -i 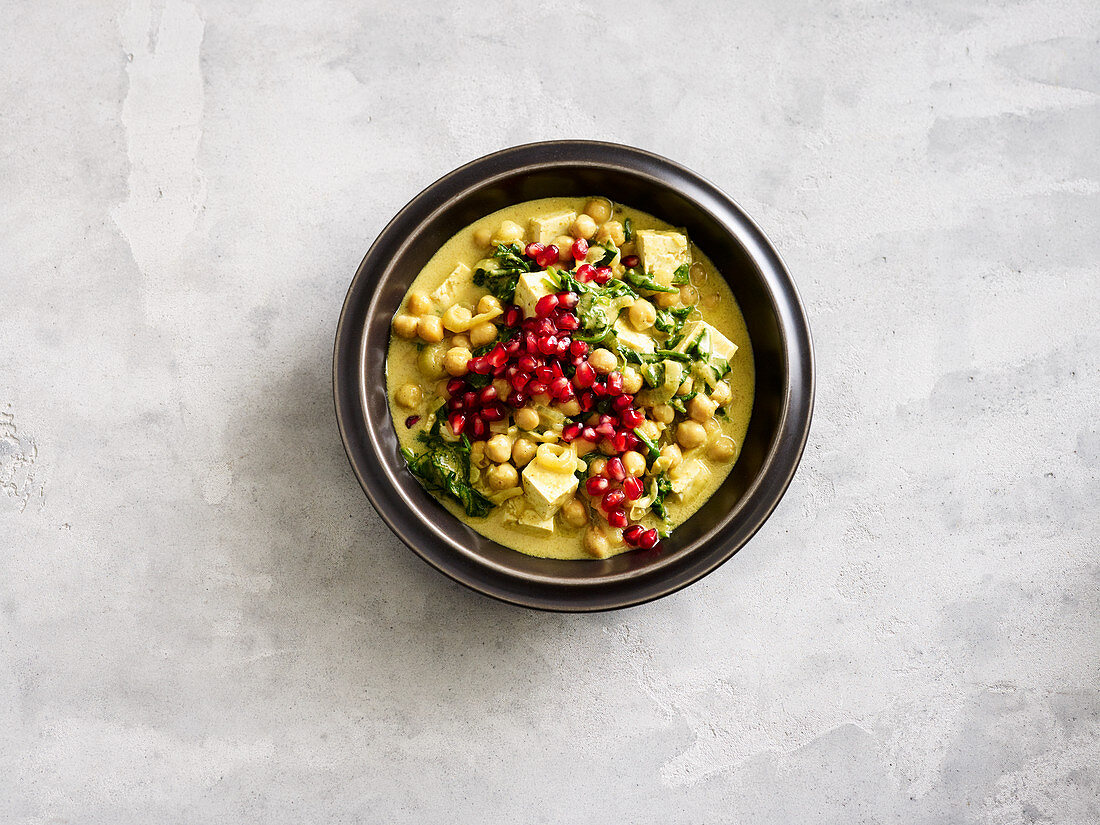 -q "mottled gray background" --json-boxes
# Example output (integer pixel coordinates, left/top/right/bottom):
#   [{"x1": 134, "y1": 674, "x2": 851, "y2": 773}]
[{"x1": 1, "y1": 0, "x2": 1097, "y2": 822}]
